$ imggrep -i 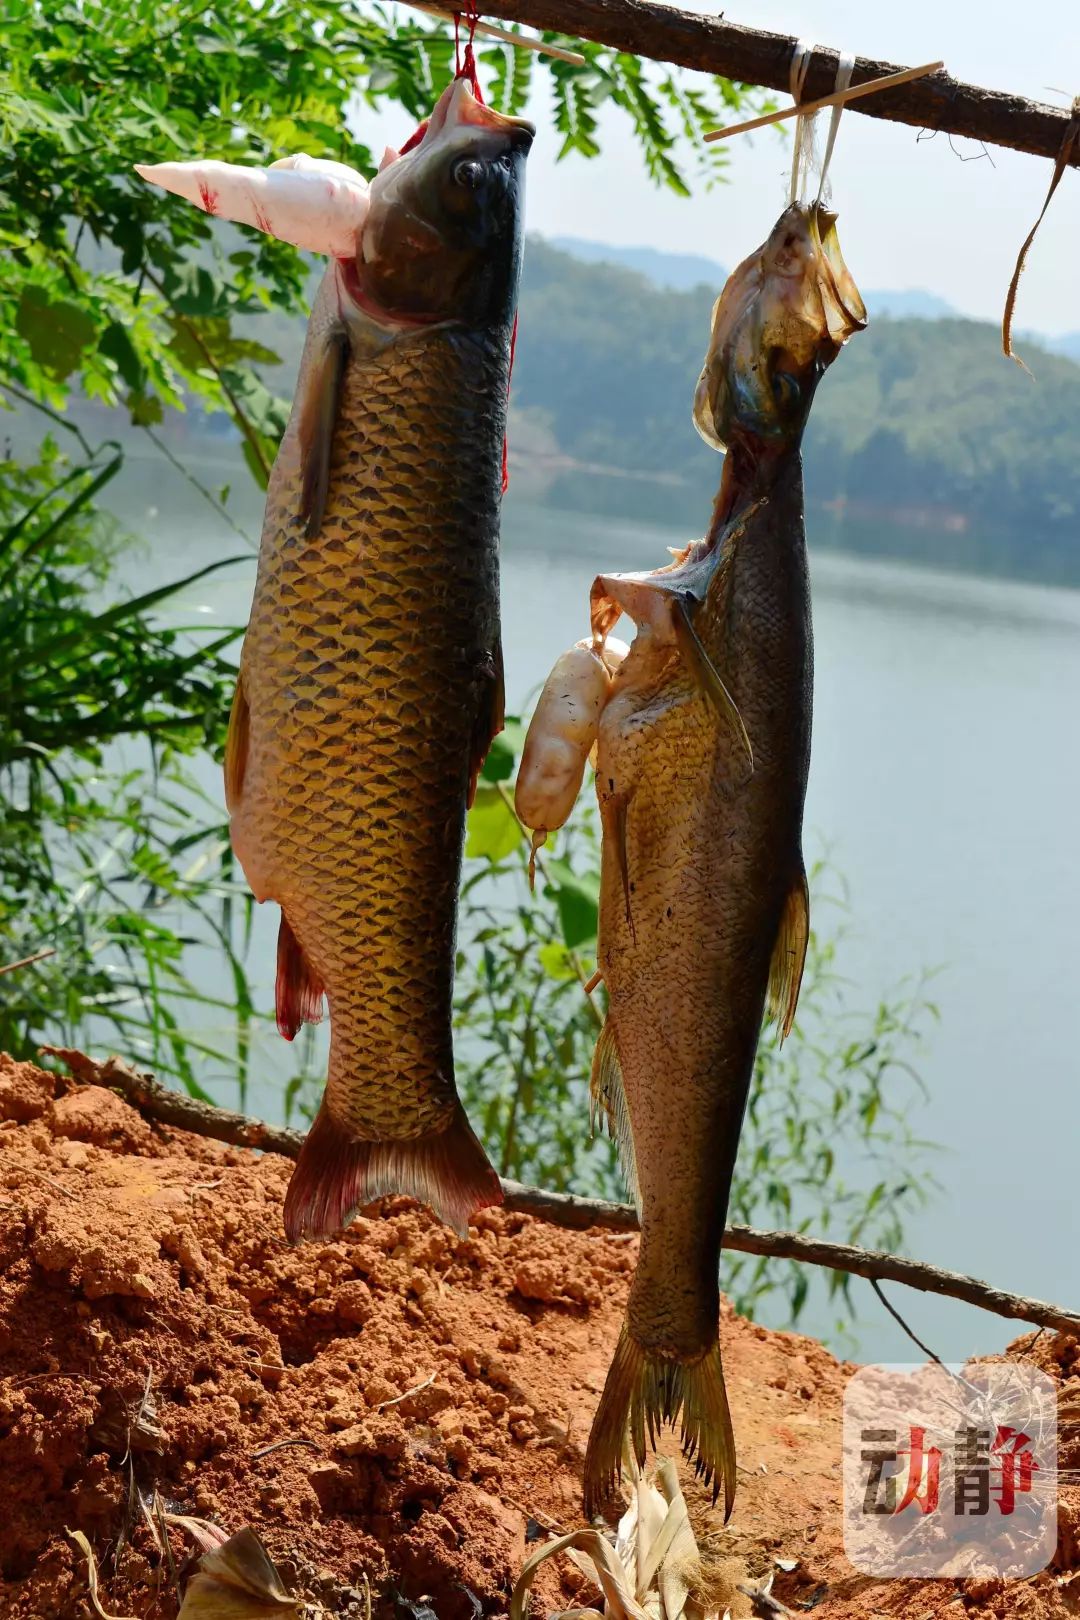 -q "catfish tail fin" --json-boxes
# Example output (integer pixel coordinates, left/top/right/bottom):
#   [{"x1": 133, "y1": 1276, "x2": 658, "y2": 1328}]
[
  {"x1": 583, "y1": 1324, "x2": 735, "y2": 1522},
  {"x1": 283, "y1": 1100, "x2": 502, "y2": 1242}
]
